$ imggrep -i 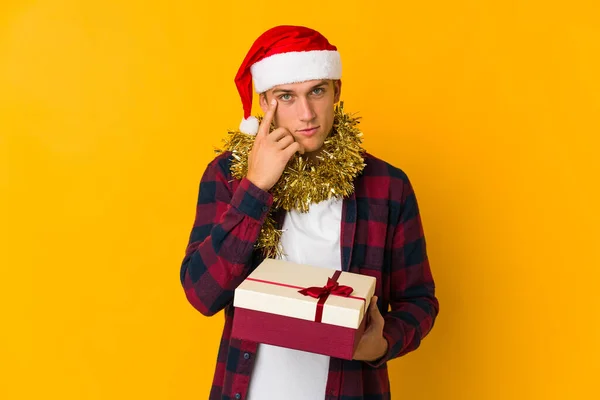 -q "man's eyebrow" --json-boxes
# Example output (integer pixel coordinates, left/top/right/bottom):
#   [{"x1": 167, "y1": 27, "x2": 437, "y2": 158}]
[
  {"x1": 310, "y1": 80, "x2": 329, "y2": 89},
  {"x1": 272, "y1": 88, "x2": 294, "y2": 94},
  {"x1": 271, "y1": 80, "x2": 329, "y2": 94}
]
